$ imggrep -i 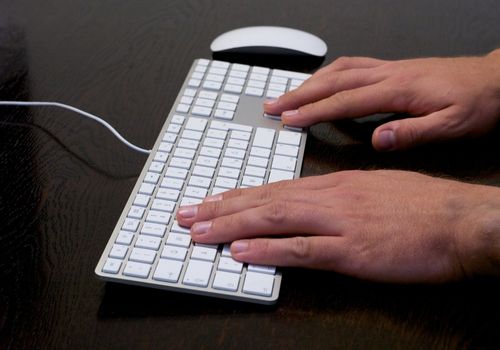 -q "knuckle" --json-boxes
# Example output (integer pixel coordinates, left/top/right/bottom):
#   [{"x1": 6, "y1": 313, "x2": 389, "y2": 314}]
[
  {"x1": 331, "y1": 56, "x2": 352, "y2": 70},
  {"x1": 264, "y1": 201, "x2": 288, "y2": 225},
  {"x1": 290, "y1": 237, "x2": 312, "y2": 261},
  {"x1": 204, "y1": 199, "x2": 225, "y2": 218}
]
